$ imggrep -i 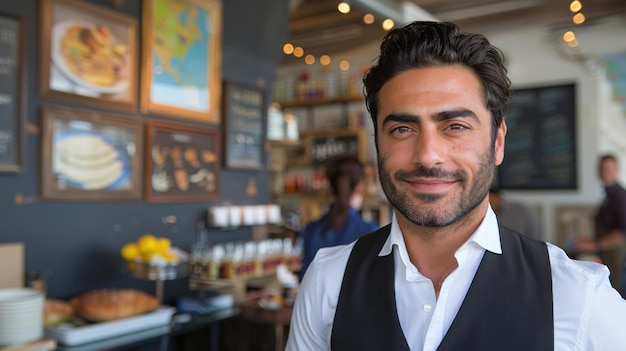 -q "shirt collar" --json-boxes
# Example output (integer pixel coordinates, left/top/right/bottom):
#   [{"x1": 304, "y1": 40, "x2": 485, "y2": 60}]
[{"x1": 379, "y1": 205, "x2": 503, "y2": 258}]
